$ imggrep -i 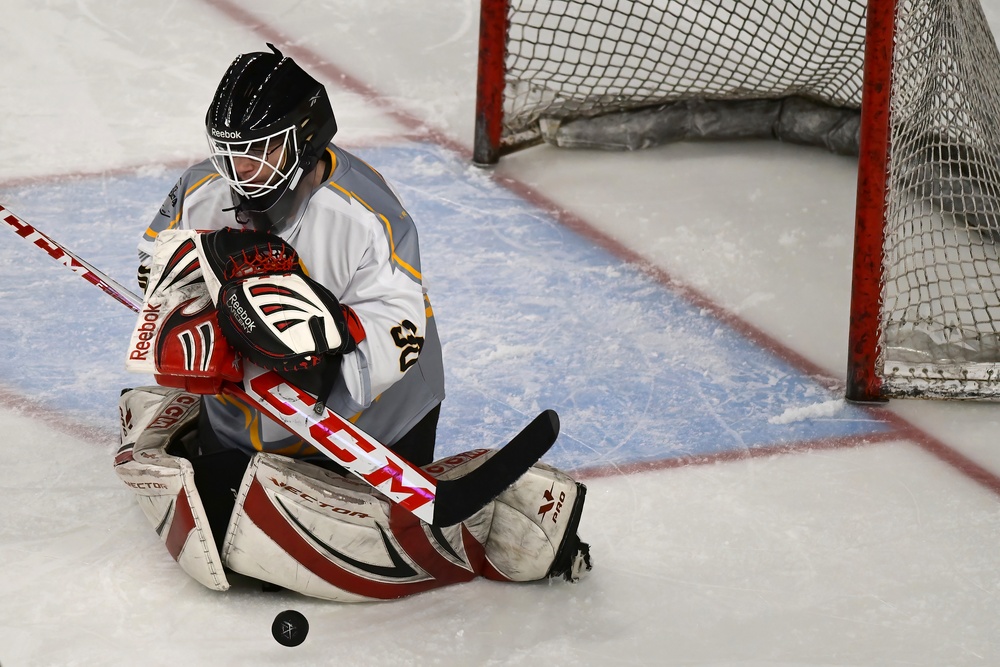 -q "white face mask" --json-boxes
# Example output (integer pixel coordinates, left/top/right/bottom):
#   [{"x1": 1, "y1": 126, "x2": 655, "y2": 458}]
[{"x1": 208, "y1": 126, "x2": 300, "y2": 199}]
